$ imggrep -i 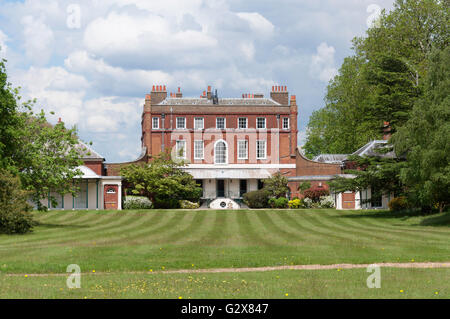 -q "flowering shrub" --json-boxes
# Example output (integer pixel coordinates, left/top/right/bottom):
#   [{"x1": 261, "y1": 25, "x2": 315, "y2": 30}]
[
  {"x1": 388, "y1": 197, "x2": 408, "y2": 211},
  {"x1": 319, "y1": 195, "x2": 335, "y2": 208},
  {"x1": 123, "y1": 196, "x2": 152, "y2": 210},
  {"x1": 303, "y1": 198, "x2": 313, "y2": 208},
  {"x1": 288, "y1": 198, "x2": 303, "y2": 209},
  {"x1": 179, "y1": 200, "x2": 200, "y2": 209},
  {"x1": 303, "y1": 188, "x2": 330, "y2": 202}
]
